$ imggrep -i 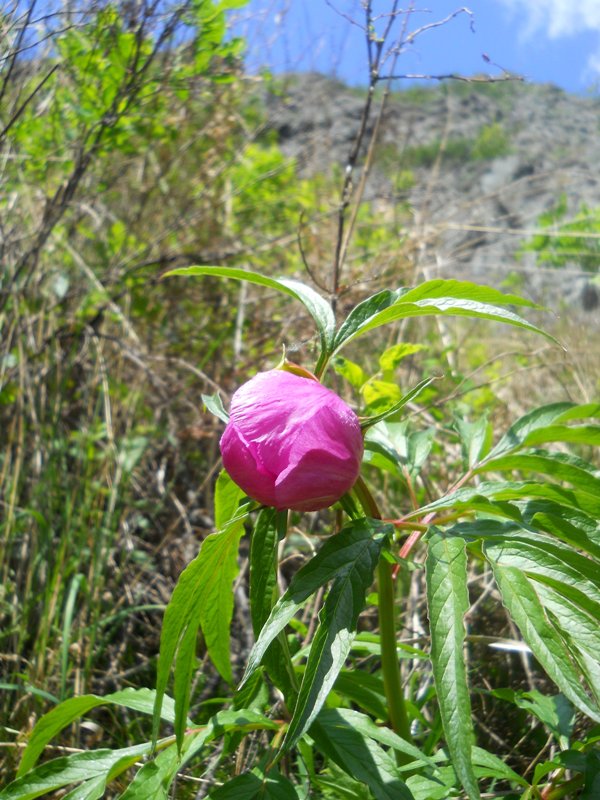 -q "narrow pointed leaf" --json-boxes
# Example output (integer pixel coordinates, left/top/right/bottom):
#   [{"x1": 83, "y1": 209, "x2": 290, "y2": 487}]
[
  {"x1": 414, "y1": 480, "x2": 600, "y2": 519},
  {"x1": 471, "y1": 747, "x2": 529, "y2": 788},
  {"x1": 1, "y1": 743, "x2": 153, "y2": 800},
  {"x1": 539, "y1": 585, "x2": 600, "y2": 667},
  {"x1": 522, "y1": 424, "x2": 600, "y2": 447},
  {"x1": 335, "y1": 289, "x2": 400, "y2": 350},
  {"x1": 19, "y1": 688, "x2": 180, "y2": 777},
  {"x1": 487, "y1": 561, "x2": 600, "y2": 722},
  {"x1": 333, "y1": 280, "x2": 556, "y2": 354},
  {"x1": 202, "y1": 393, "x2": 229, "y2": 424},
  {"x1": 454, "y1": 416, "x2": 492, "y2": 468},
  {"x1": 61, "y1": 776, "x2": 107, "y2": 800},
  {"x1": 249, "y1": 509, "x2": 279, "y2": 636},
  {"x1": 214, "y1": 469, "x2": 246, "y2": 529},
  {"x1": 211, "y1": 769, "x2": 301, "y2": 800},
  {"x1": 477, "y1": 451, "x2": 600, "y2": 497},
  {"x1": 333, "y1": 671, "x2": 389, "y2": 720},
  {"x1": 483, "y1": 533, "x2": 600, "y2": 608},
  {"x1": 311, "y1": 709, "x2": 414, "y2": 800},
  {"x1": 164, "y1": 266, "x2": 335, "y2": 357},
  {"x1": 426, "y1": 531, "x2": 480, "y2": 800},
  {"x1": 553, "y1": 403, "x2": 600, "y2": 423},
  {"x1": 360, "y1": 377, "x2": 436, "y2": 430},
  {"x1": 282, "y1": 522, "x2": 388, "y2": 751},
  {"x1": 397, "y1": 279, "x2": 541, "y2": 307},
  {"x1": 249, "y1": 509, "x2": 297, "y2": 696},
  {"x1": 322, "y1": 708, "x2": 437, "y2": 769},
  {"x1": 484, "y1": 402, "x2": 577, "y2": 461},
  {"x1": 153, "y1": 507, "x2": 249, "y2": 750},
  {"x1": 120, "y1": 711, "x2": 278, "y2": 800},
  {"x1": 242, "y1": 519, "x2": 392, "y2": 686},
  {"x1": 529, "y1": 584, "x2": 600, "y2": 708},
  {"x1": 520, "y1": 500, "x2": 600, "y2": 560}
]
